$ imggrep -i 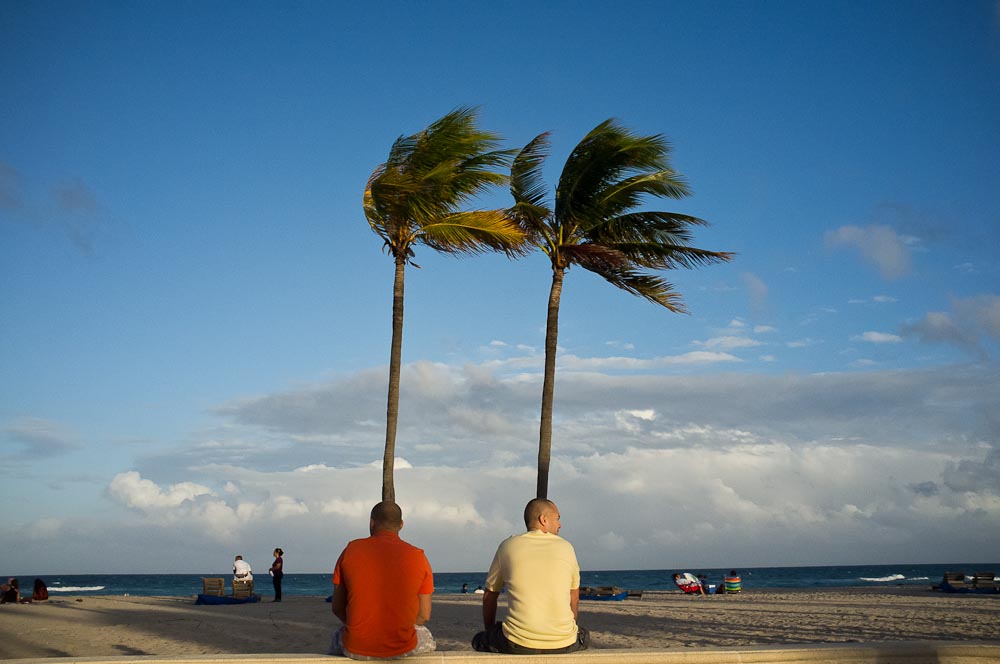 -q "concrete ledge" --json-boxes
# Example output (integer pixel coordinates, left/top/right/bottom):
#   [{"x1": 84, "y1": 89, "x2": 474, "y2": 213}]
[{"x1": 5, "y1": 643, "x2": 1000, "y2": 664}]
